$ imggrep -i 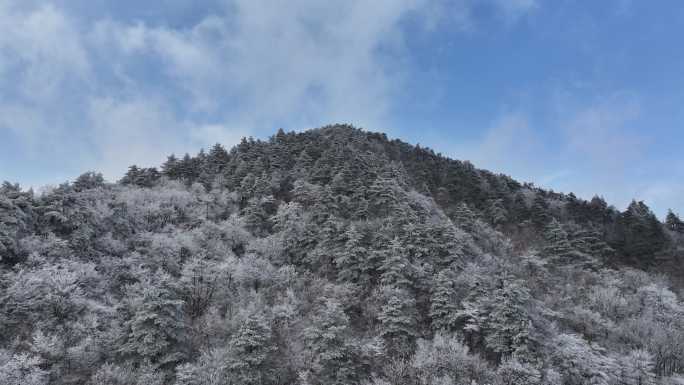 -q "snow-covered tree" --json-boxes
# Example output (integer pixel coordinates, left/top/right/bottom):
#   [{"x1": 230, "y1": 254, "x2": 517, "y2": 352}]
[
  {"x1": 226, "y1": 313, "x2": 275, "y2": 385},
  {"x1": 303, "y1": 299, "x2": 359, "y2": 385},
  {"x1": 378, "y1": 287, "x2": 418, "y2": 356},
  {"x1": 120, "y1": 274, "x2": 187, "y2": 365},
  {"x1": 429, "y1": 268, "x2": 459, "y2": 332}
]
